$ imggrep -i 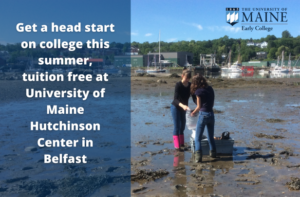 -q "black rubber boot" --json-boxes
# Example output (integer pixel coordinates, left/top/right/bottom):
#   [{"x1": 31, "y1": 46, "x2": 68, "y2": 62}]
[
  {"x1": 210, "y1": 150, "x2": 217, "y2": 158},
  {"x1": 180, "y1": 145, "x2": 185, "y2": 152},
  {"x1": 195, "y1": 151, "x2": 202, "y2": 163}
]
